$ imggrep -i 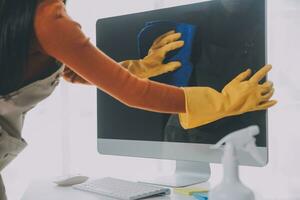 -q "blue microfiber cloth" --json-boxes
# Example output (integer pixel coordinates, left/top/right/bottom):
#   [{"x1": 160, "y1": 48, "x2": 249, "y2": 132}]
[{"x1": 138, "y1": 21, "x2": 196, "y2": 87}]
